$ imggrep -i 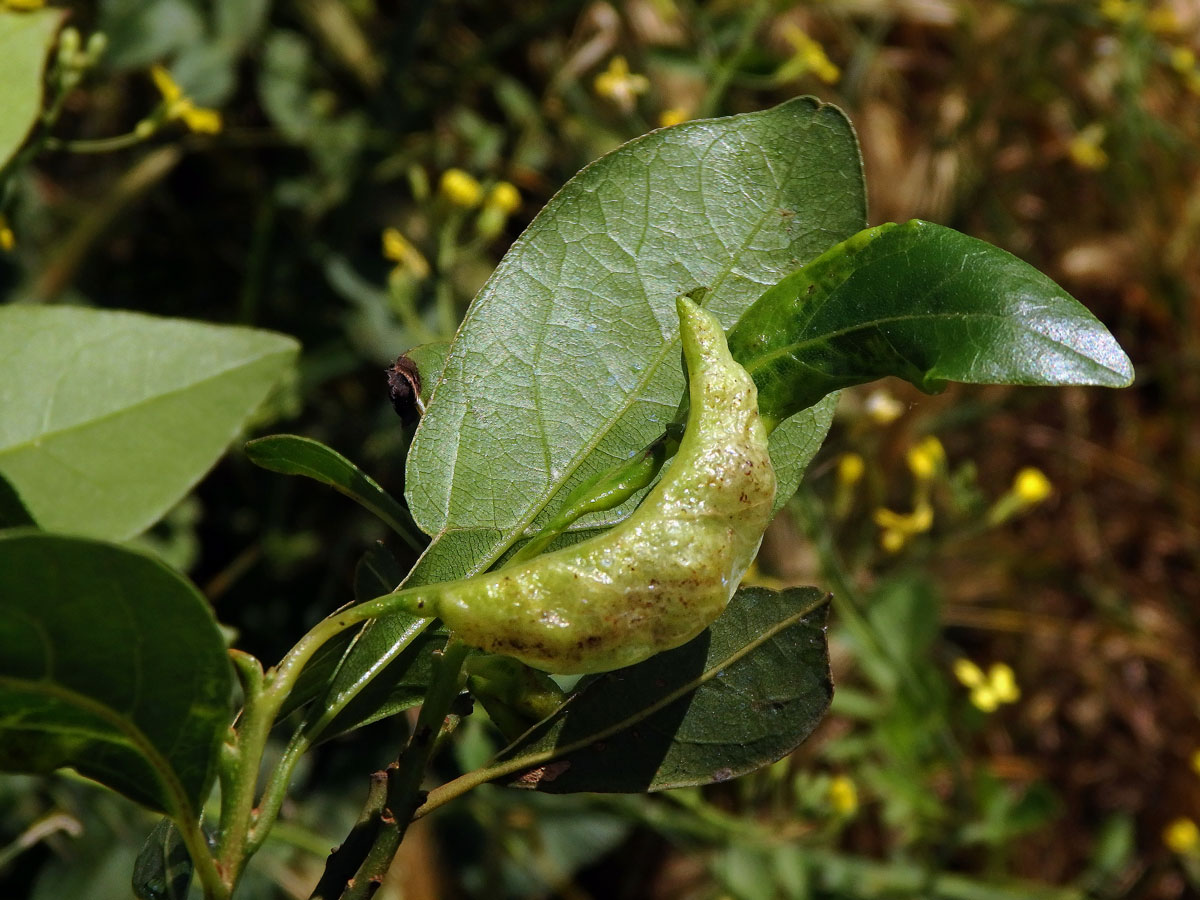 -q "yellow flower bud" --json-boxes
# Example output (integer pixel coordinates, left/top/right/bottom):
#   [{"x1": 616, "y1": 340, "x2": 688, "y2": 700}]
[
  {"x1": 1170, "y1": 46, "x2": 1196, "y2": 73},
  {"x1": 440, "y1": 168, "x2": 483, "y2": 208},
  {"x1": 0, "y1": 215, "x2": 14, "y2": 252},
  {"x1": 1013, "y1": 467, "x2": 1052, "y2": 506},
  {"x1": 150, "y1": 65, "x2": 222, "y2": 134},
  {"x1": 828, "y1": 775, "x2": 858, "y2": 816},
  {"x1": 1068, "y1": 125, "x2": 1108, "y2": 171},
  {"x1": 1164, "y1": 817, "x2": 1200, "y2": 855},
  {"x1": 988, "y1": 662, "x2": 1020, "y2": 703},
  {"x1": 486, "y1": 181, "x2": 521, "y2": 215},
  {"x1": 953, "y1": 658, "x2": 986, "y2": 689},
  {"x1": 594, "y1": 56, "x2": 650, "y2": 110},
  {"x1": 836, "y1": 453, "x2": 865, "y2": 487},
  {"x1": 381, "y1": 227, "x2": 430, "y2": 279},
  {"x1": 906, "y1": 435, "x2": 945, "y2": 481},
  {"x1": 658, "y1": 106, "x2": 690, "y2": 128}
]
